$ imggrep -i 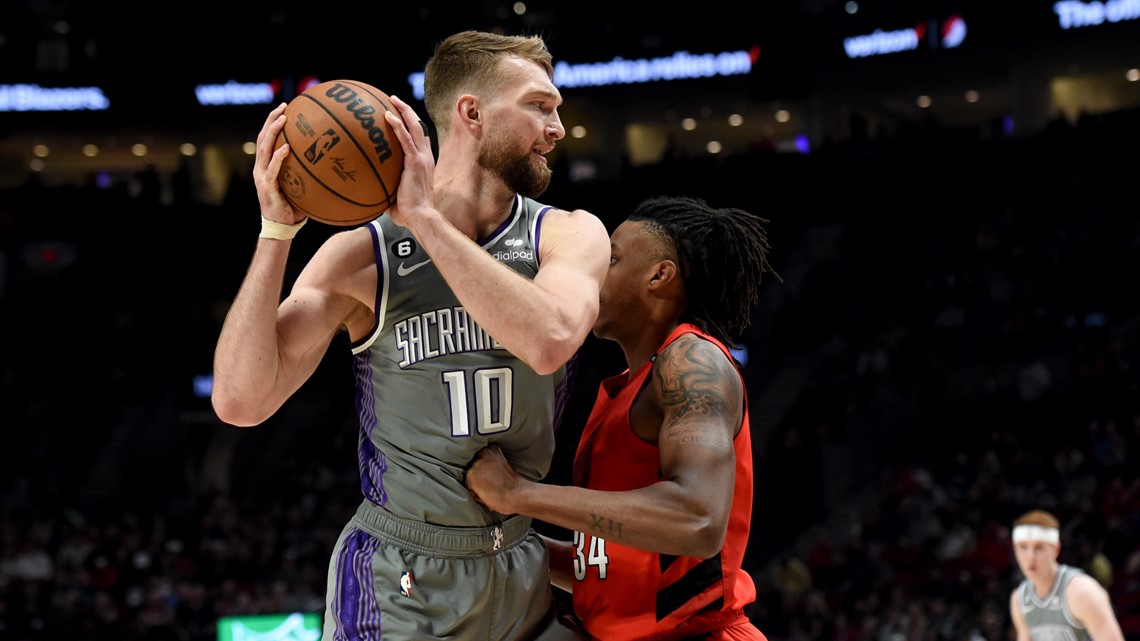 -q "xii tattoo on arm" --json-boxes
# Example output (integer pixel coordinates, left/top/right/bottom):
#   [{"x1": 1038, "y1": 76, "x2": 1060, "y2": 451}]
[{"x1": 590, "y1": 513, "x2": 624, "y2": 538}]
